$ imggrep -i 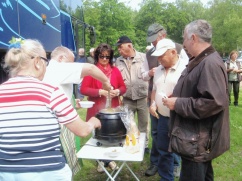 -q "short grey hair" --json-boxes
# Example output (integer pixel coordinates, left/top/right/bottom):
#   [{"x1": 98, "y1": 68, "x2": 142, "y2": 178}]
[
  {"x1": 51, "y1": 46, "x2": 74, "y2": 60},
  {"x1": 185, "y1": 19, "x2": 212, "y2": 43}
]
